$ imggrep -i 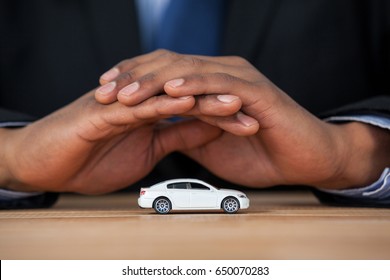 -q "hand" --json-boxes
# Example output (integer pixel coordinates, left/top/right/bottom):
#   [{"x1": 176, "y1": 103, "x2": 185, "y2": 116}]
[
  {"x1": 95, "y1": 50, "x2": 390, "y2": 189},
  {"x1": 0, "y1": 90, "x2": 237, "y2": 194},
  {"x1": 96, "y1": 50, "x2": 260, "y2": 136}
]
